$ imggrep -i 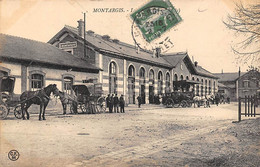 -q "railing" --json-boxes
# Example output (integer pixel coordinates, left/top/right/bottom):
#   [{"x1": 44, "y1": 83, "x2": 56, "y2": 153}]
[{"x1": 238, "y1": 95, "x2": 259, "y2": 122}]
